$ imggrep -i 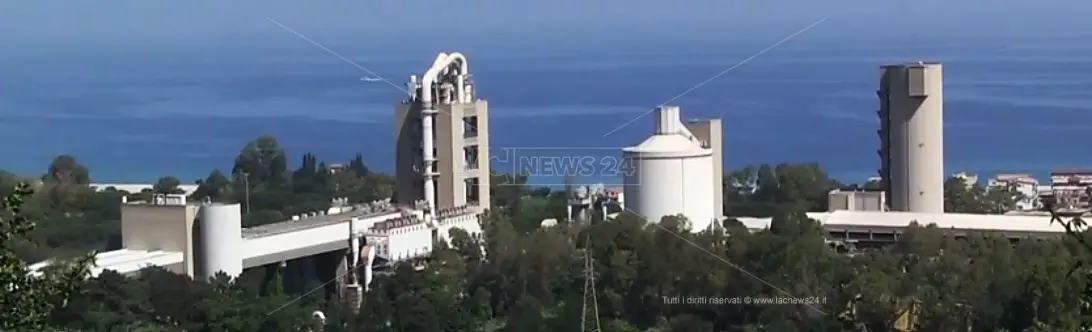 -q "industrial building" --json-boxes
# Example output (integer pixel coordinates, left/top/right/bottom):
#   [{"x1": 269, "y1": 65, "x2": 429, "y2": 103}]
[
  {"x1": 565, "y1": 184, "x2": 625, "y2": 222},
  {"x1": 30, "y1": 53, "x2": 492, "y2": 312},
  {"x1": 683, "y1": 117, "x2": 724, "y2": 216},
  {"x1": 735, "y1": 210, "x2": 1066, "y2": 244},
  {"x1": 35, "y1": 55, "x2": 1086, "y2": 314},
  {"x1": 394, "y1": 52, "x2": 491, "y2": 212},
  {"x1": 877, "y1": 62, "x2": 945, "y2": 214},
  {"x1": 622, "y1": 106, "x2": 722, "y2": 232},
  {"x1": 828, "y1": 189, "x2": 887, "y2": 212},
  {"x1": 90, "y1": 183, "x2": 200, "y2": 196}
]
